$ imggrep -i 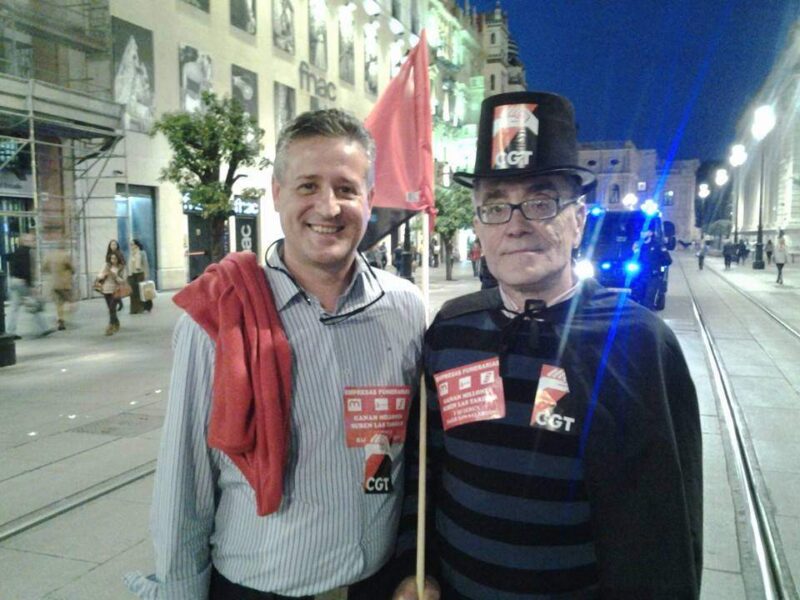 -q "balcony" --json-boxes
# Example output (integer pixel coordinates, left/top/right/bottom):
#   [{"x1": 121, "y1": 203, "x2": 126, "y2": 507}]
[{"x1": 0, "y1": 73, "x2": 122, "y2": 140}]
